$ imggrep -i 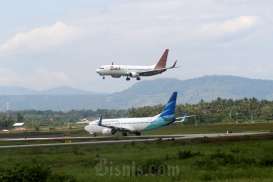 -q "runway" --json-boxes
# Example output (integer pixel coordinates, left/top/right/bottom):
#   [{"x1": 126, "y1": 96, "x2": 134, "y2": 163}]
[
  {"x1": 0, "y1": 135, "x2": 186, "y2": 142},
  {"x1": 0, "y1": 132, "x2": 271, "y2": 149}
]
